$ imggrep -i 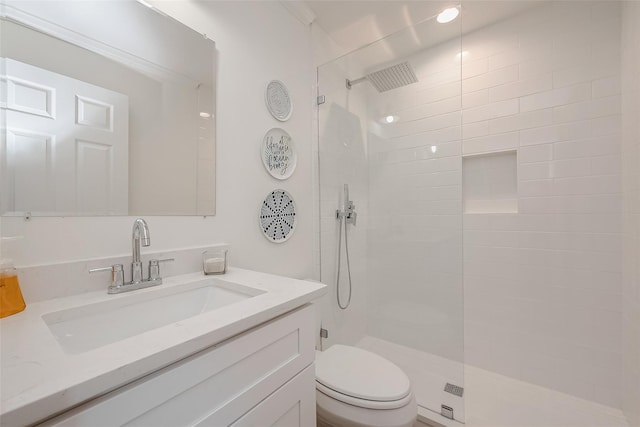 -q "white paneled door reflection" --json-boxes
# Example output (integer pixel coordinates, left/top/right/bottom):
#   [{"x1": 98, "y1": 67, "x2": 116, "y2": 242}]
[{"x1": 2, "y1": 58, "x2": 128, "y2": 215}]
